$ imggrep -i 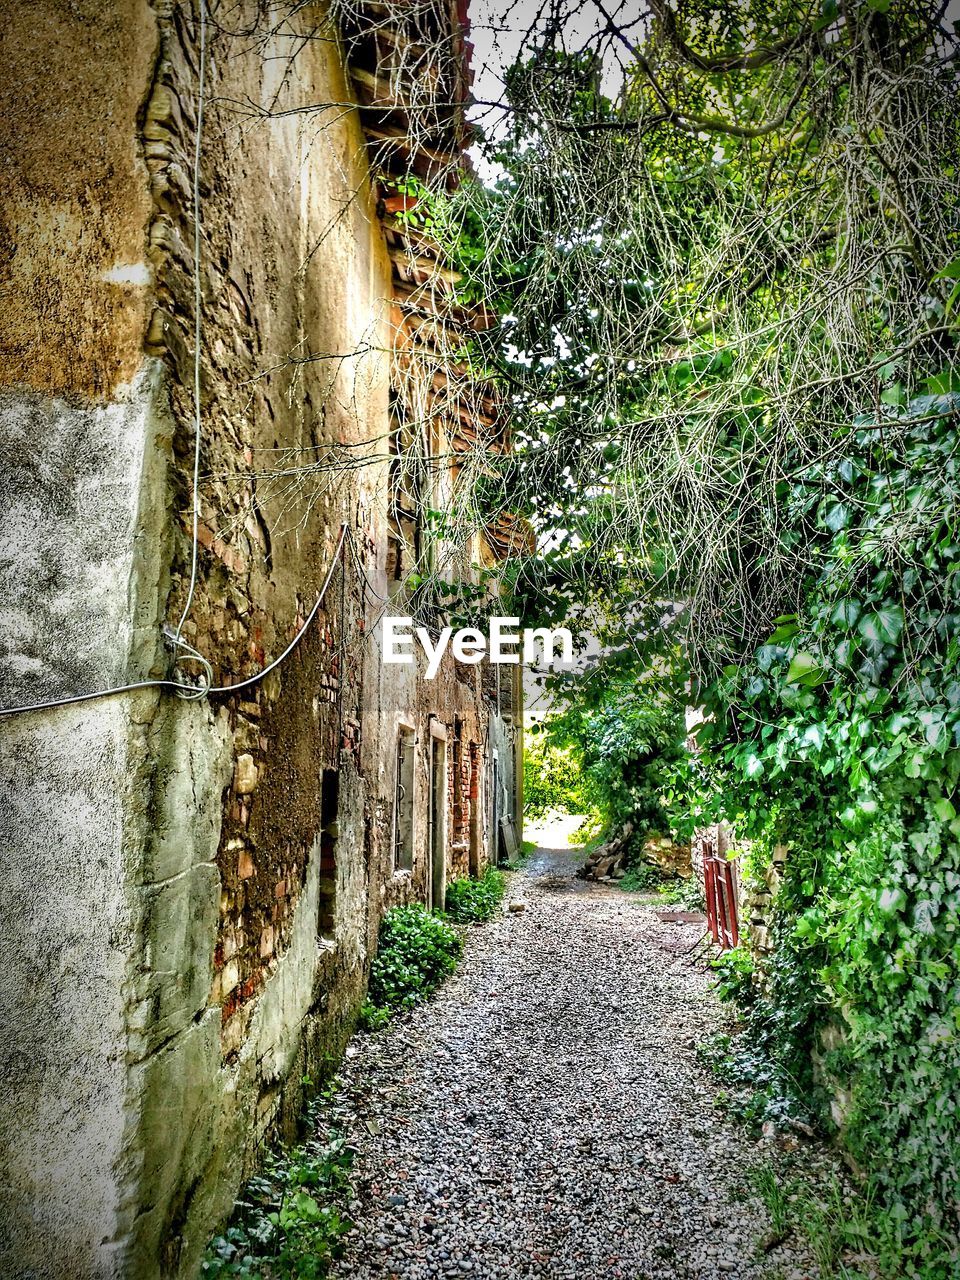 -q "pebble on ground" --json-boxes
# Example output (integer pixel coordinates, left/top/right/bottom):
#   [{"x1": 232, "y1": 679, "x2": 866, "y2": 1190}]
[{"x1": 328, "y1": 828, "x2": 832, "y2": 1280}]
